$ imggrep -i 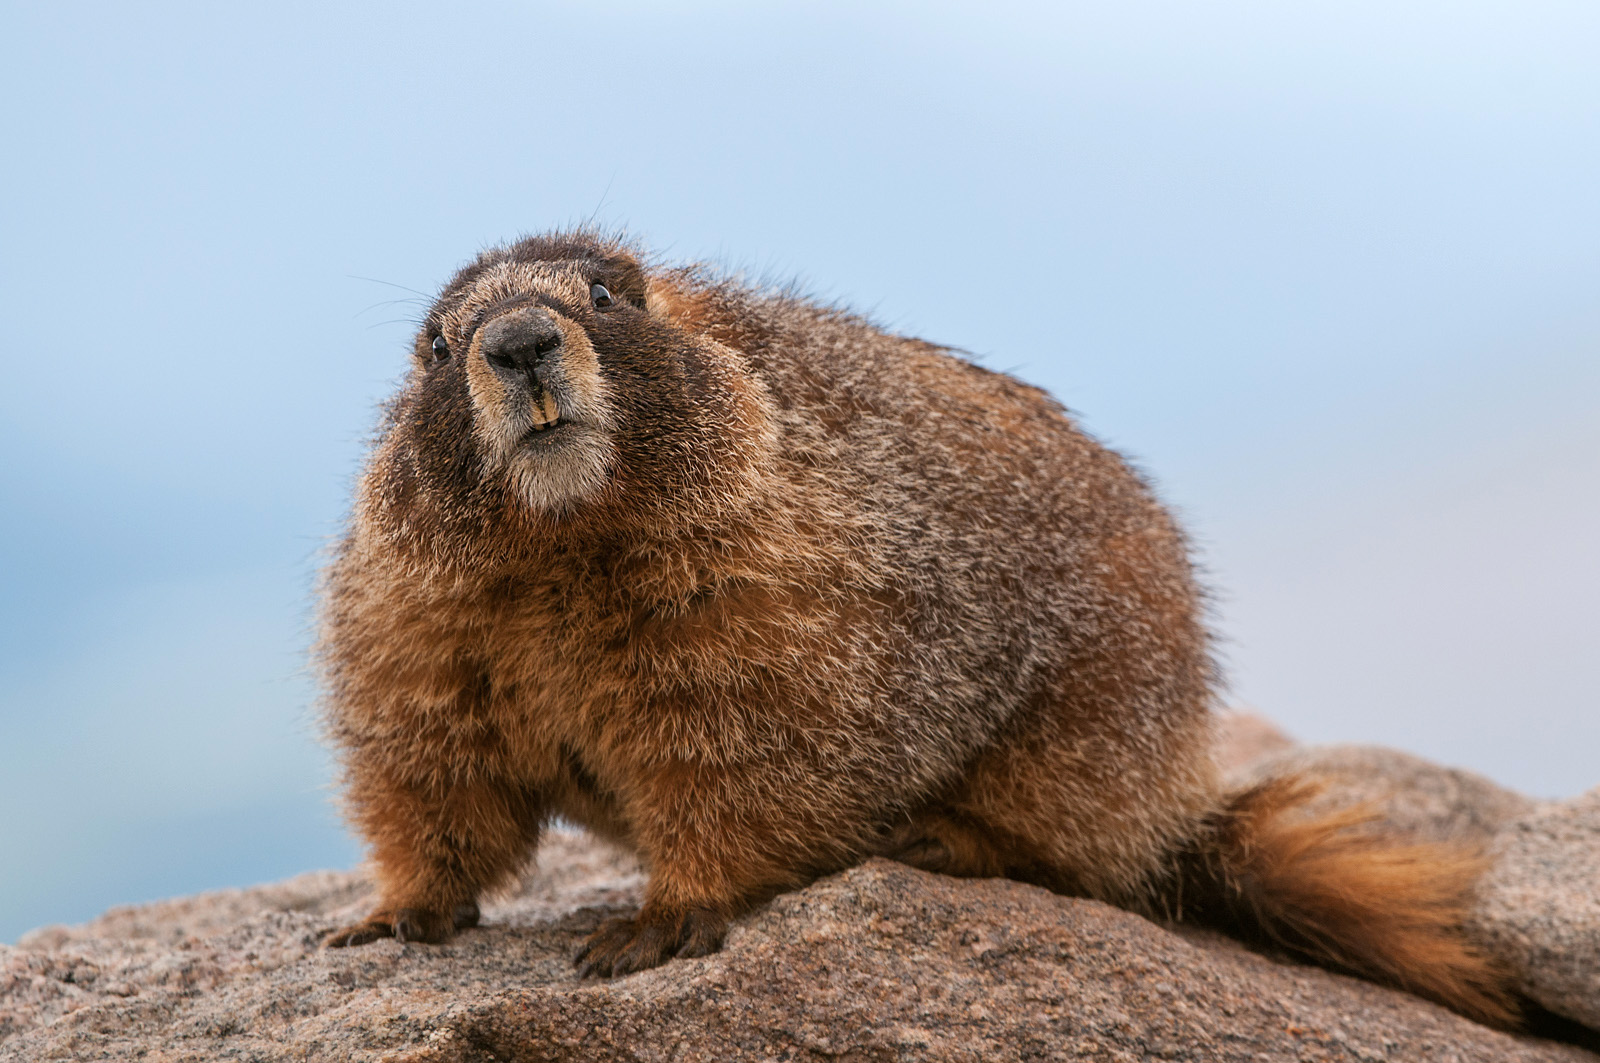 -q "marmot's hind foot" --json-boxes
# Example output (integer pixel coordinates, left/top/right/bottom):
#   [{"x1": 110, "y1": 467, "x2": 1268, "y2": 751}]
[{"x1": 882, "y1": 812, "x2": 1007, "y2": 879}]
